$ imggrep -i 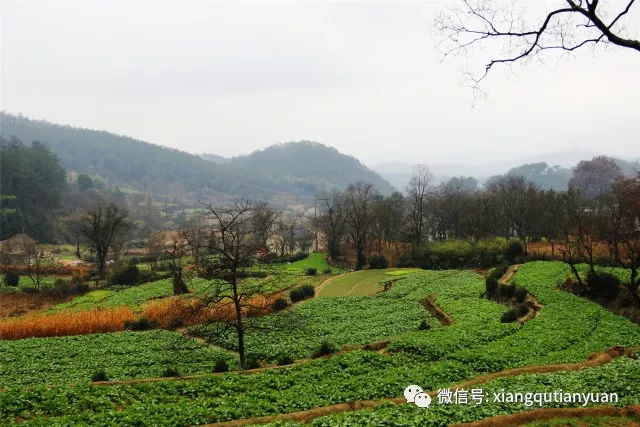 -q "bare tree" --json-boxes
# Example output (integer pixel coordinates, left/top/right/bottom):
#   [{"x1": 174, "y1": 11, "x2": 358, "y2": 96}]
[
  {"x1": 406, "y1": 165, "x2": 433, "y2": 247},
  {"x1": 83, "y1": 203, "x2": 130, "y2": 278},
  {"x1": 198, "y1": 200, "x2": 261, "y2": 367},
  {"x1": 146, "y1": 231, "x2": 166, "y2": 270},
  {"x1": 435, "y1": 0, "x2": 640, "y2": 96},
  {"x1": 24, "y1": 245, "x2": 57, "y2": 290},
  {"x1": 569, "y1": 156, "x2": 624, "y2": 199},
  {"x1": 164, "y1": 230, "x2": 191, "y2": 295},
  {"x1": 606, "y1": 176, "x2": 640, "y2": 307},
  {"x1": 344, "y1": 182, "x2": 379, "y2": 270},
  {"x1": 487, "y1": 175, "x2": 541, "y2": 254},
  {"x1": 251, "y1": 202, "x2": 280, "y2": 257},
  {"x1": 314, "y1": 189, "x2": 348, "y2": 261}
]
